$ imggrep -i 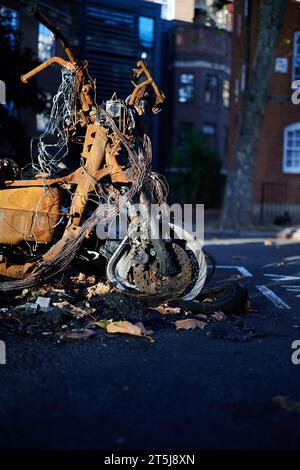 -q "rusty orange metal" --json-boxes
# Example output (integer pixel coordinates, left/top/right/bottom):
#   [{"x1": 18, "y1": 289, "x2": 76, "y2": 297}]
[
  {"x1": 0, "y1": 39, "x2": 164, "y2": 280},
  {"x1": 21, "y1": 56, "x2": 76, "y2": 84},
  {"x1": 129, "y1": 60, "x2": 166, "y2": 114},
  {"x1": 0, "y1": 186, "x2": 61, "y2": 244}
]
